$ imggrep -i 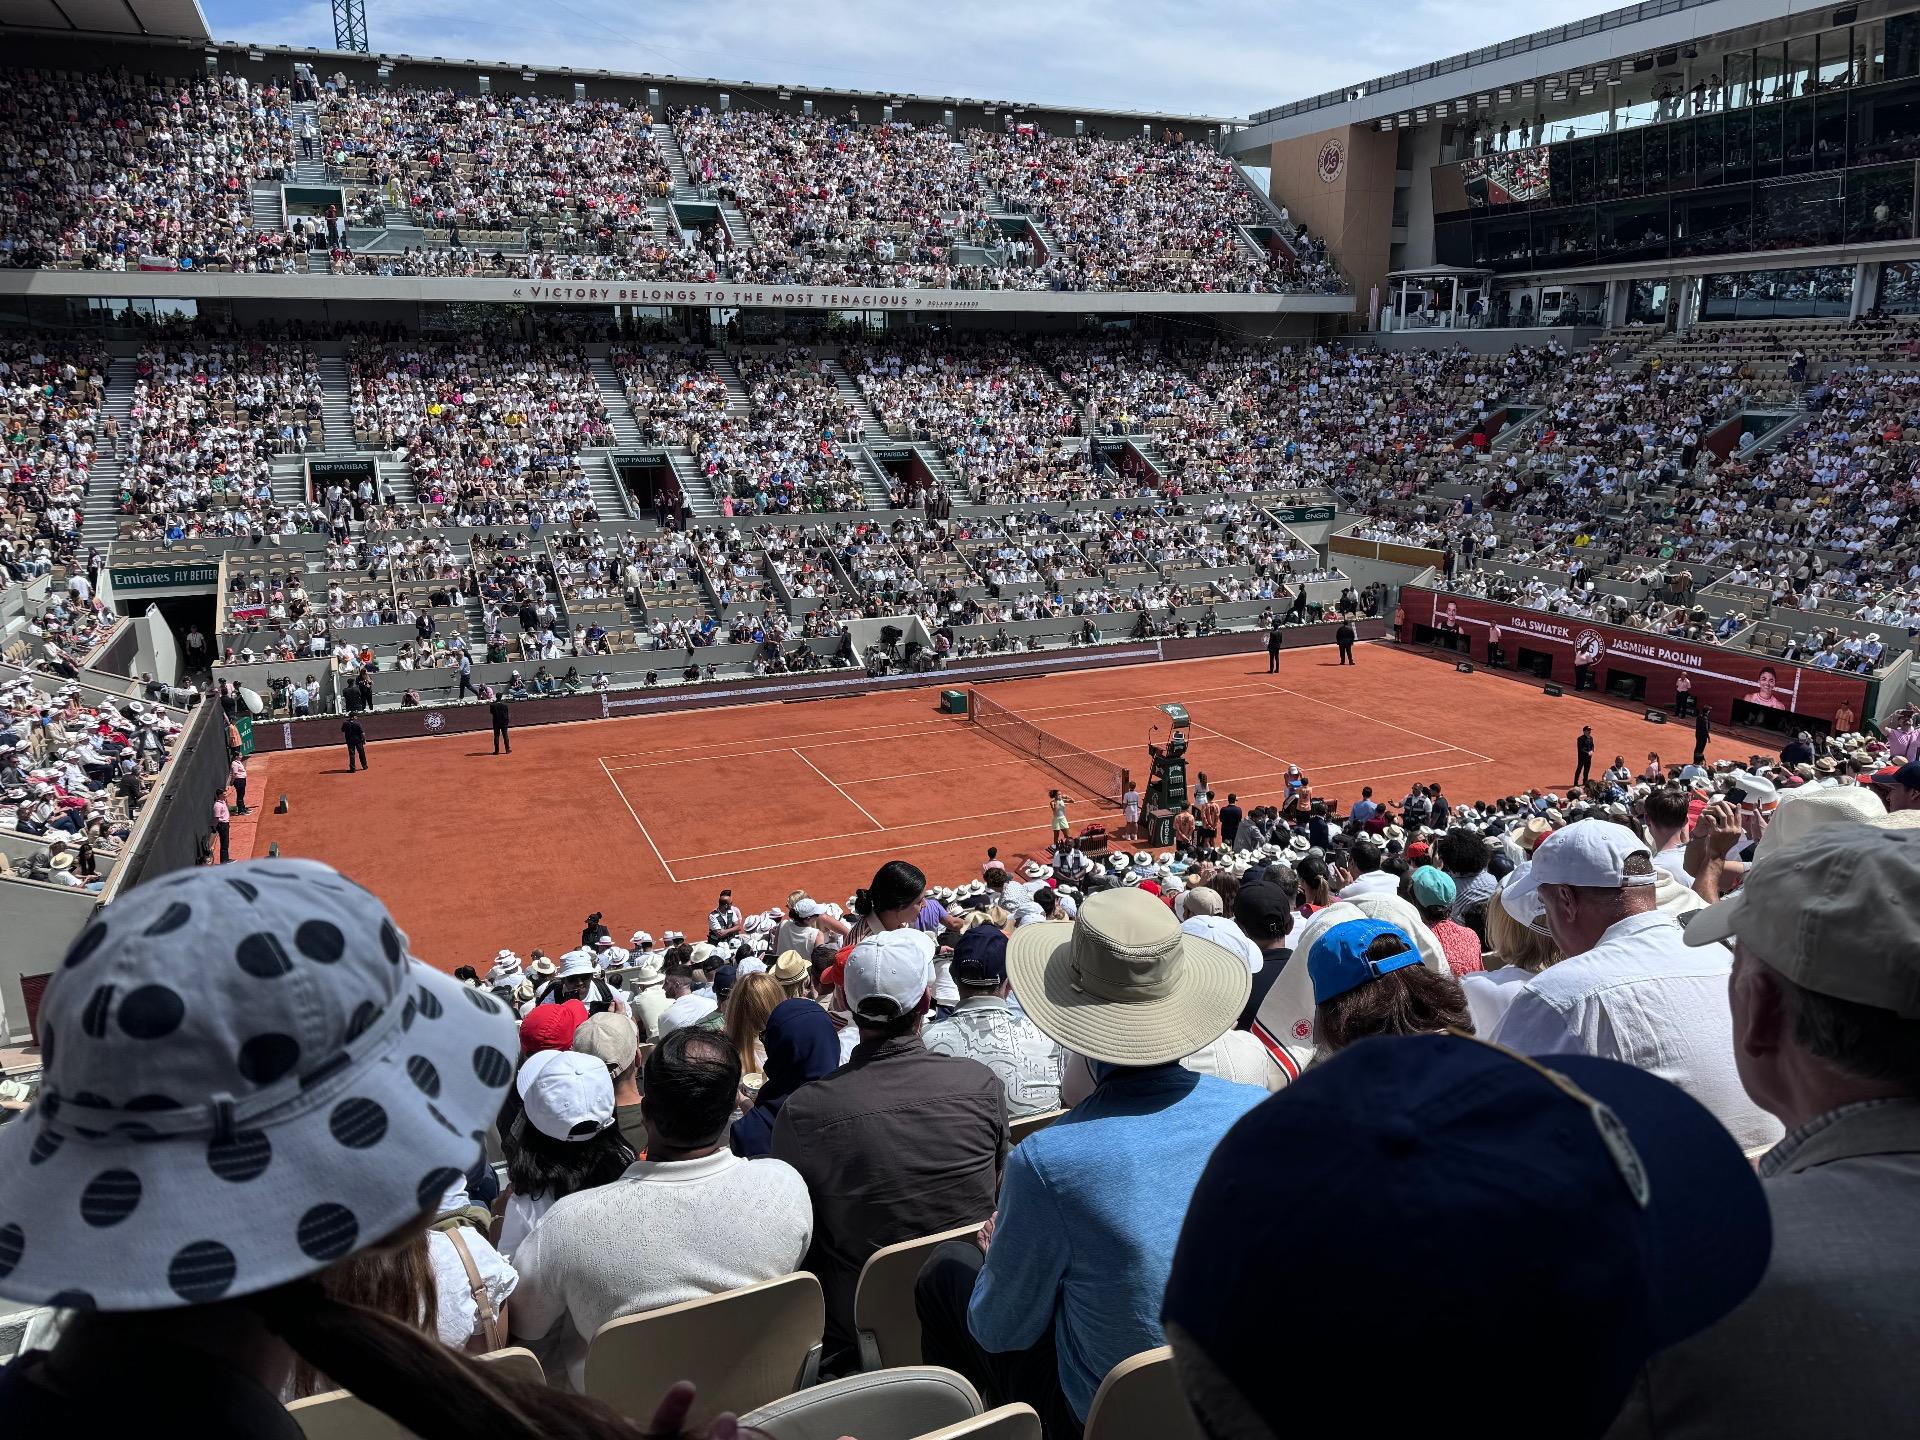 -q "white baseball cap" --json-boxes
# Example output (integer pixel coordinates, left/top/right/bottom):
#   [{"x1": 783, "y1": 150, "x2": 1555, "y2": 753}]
[
  {"x1": 516, "y1": 1050, "x2": 615, "y2": 1141},
  {"x1": 792, "y1": 898, "x2": 824, "y2": 918},
  {"x1": 844, "y1": 929, "x2": 936, "y2": 1020},
  {"x1": 1501, "y1": 819, "x2": 1656, "y2": 918}
]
